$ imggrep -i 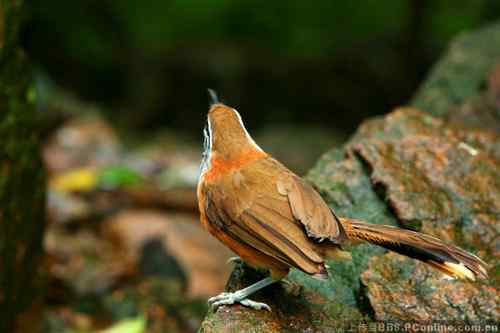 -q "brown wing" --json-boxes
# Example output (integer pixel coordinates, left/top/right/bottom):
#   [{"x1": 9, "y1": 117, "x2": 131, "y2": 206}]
[
  {"x1": 270, "y1": 160, "x2": 346, "y2": 243},
  {"x1": 203, "y1": 158, "x2": 328, "y2": 275},
  {"x1": 203, "y1": 178, "x2": 297, "y2": 269},
  {"x1": 239, "y1": 193, "x2": 326, "y2": 274},
  {"x1": 199, "y1": 179, "x2": 290, "y2": 277}
]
